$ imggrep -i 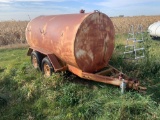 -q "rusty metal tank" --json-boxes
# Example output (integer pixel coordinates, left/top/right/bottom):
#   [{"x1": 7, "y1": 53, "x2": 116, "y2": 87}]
[{"x1": 25, "y1": 11, "x2": 115, "y2": 73}]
